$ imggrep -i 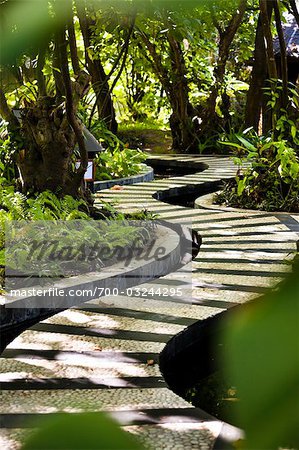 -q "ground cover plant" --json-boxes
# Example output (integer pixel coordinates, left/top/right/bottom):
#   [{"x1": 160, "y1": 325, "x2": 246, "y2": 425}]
[
  {"x1": 78, "y1": 107, "x2": 148, "y2": 180},
  {"x1": 0, "y1": 187, "x2": 155, "y2": 294},
  {"x1": 88, "y1": 122, "x2": 148, "y2": 181},
  {"x1": 95, "y1": 146, "x2": 147, "y2": 181}
]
